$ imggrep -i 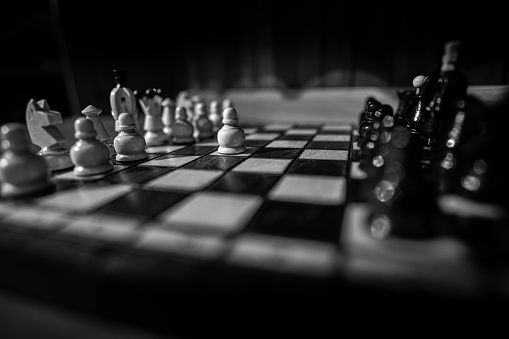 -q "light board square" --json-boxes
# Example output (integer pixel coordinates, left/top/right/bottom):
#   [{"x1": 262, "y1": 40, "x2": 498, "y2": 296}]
[
  {"x1": 265, "y1": 140, "x2": 308, "y2": 148},
  {"x1": 299, "y1": 149, "x2": 348, "y2": 161},
  {"x1": 263, "y1": 122, "x2": 293, "y2": 131},
  {"x1": 139, "y1": 155, "x2": 200, "y2": 167},
  {"x1": 313, "y1": 134, "x2": 351, "y2": 142},
  {"x1": 35, "y1": 184, "x2": 132, "y2": 213},
  {"x1": 268, "y1": 174, "x2": 346, "y2": 205},
  {"x1": 245, "y1": 133, "x2": 280, "y2": 140},
  {"x1": 158, "y1": 192, "x2": 263, "y2": 235},
  {"x1": 284, "y1": 128, "x2": 318, "y2": 135},
  {"x1": 321, "y1": 123, "x2": 352, "y2": 132},
  {"x1": 231, "y1": 158, "x2": 291, "y2": 174},
  {"x1": 146, "y1": 145, "x2": 186, "y2": 153},
  {"x1": 144, "y1": 169, "x2": 223, "y2": 191}
]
